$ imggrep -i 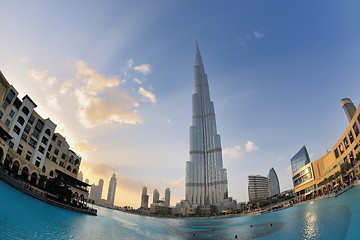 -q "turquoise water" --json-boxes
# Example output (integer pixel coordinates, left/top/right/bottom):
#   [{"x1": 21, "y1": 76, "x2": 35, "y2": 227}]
[{"x1": 1, "y1": 180, "x2": 359, "y2": 240}]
